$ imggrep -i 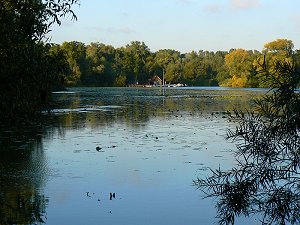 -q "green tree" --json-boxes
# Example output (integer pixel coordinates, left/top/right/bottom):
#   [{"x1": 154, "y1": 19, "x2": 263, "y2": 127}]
[
  {"x1": 144, "y1": 53, "x2": 160, "y2": 81},
  {"x1": 183, "y1": 51, "x2": 204, "y2": 84},
  {"x1": 114, "y1": 74, "x2": 127, "y2": 87},
  {"x1": 125, "y1": 41, "x2": 151, "y2": 84},
  {"x1": 114, "y1": 47, "x2": 134, "y2": 85},
  {"x1": 49, "y1": 44, "x2": 72, "y2": 88},
  {"x1": 155, "y1": 49, "x2": 181, "y2": 83},
  {"x1": 60, "y1": 41, "x2": 86, "y2": 86},
  {"x1": 0, "y1": 0, "x2": 78, "y2": 119},
  {"x1": 85, "y1": 42, "x2": 116, "y2": 86},
  {"x1": 165, "y1": 61, "x2": 181, "y2": 83}
]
